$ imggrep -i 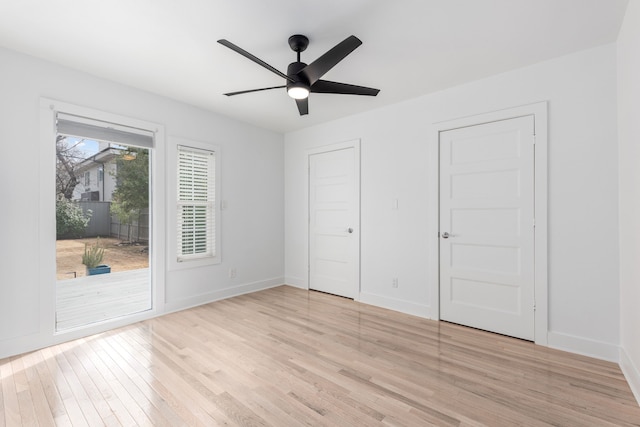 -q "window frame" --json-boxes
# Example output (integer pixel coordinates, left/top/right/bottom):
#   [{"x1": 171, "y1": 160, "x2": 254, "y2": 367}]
[
  {"x1": 177, "y1": 145, "x2": 215, "y2": 262},
  {"x1": 168, "y1": 137, "x2": 221, "y2": 269}
]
